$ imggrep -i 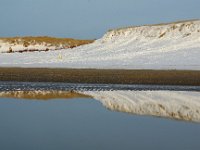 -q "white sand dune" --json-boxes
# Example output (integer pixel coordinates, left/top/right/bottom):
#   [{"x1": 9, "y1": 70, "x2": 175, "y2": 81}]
[{"x1": 0, "y1": 20, "x2": 200, "y2": 70}]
